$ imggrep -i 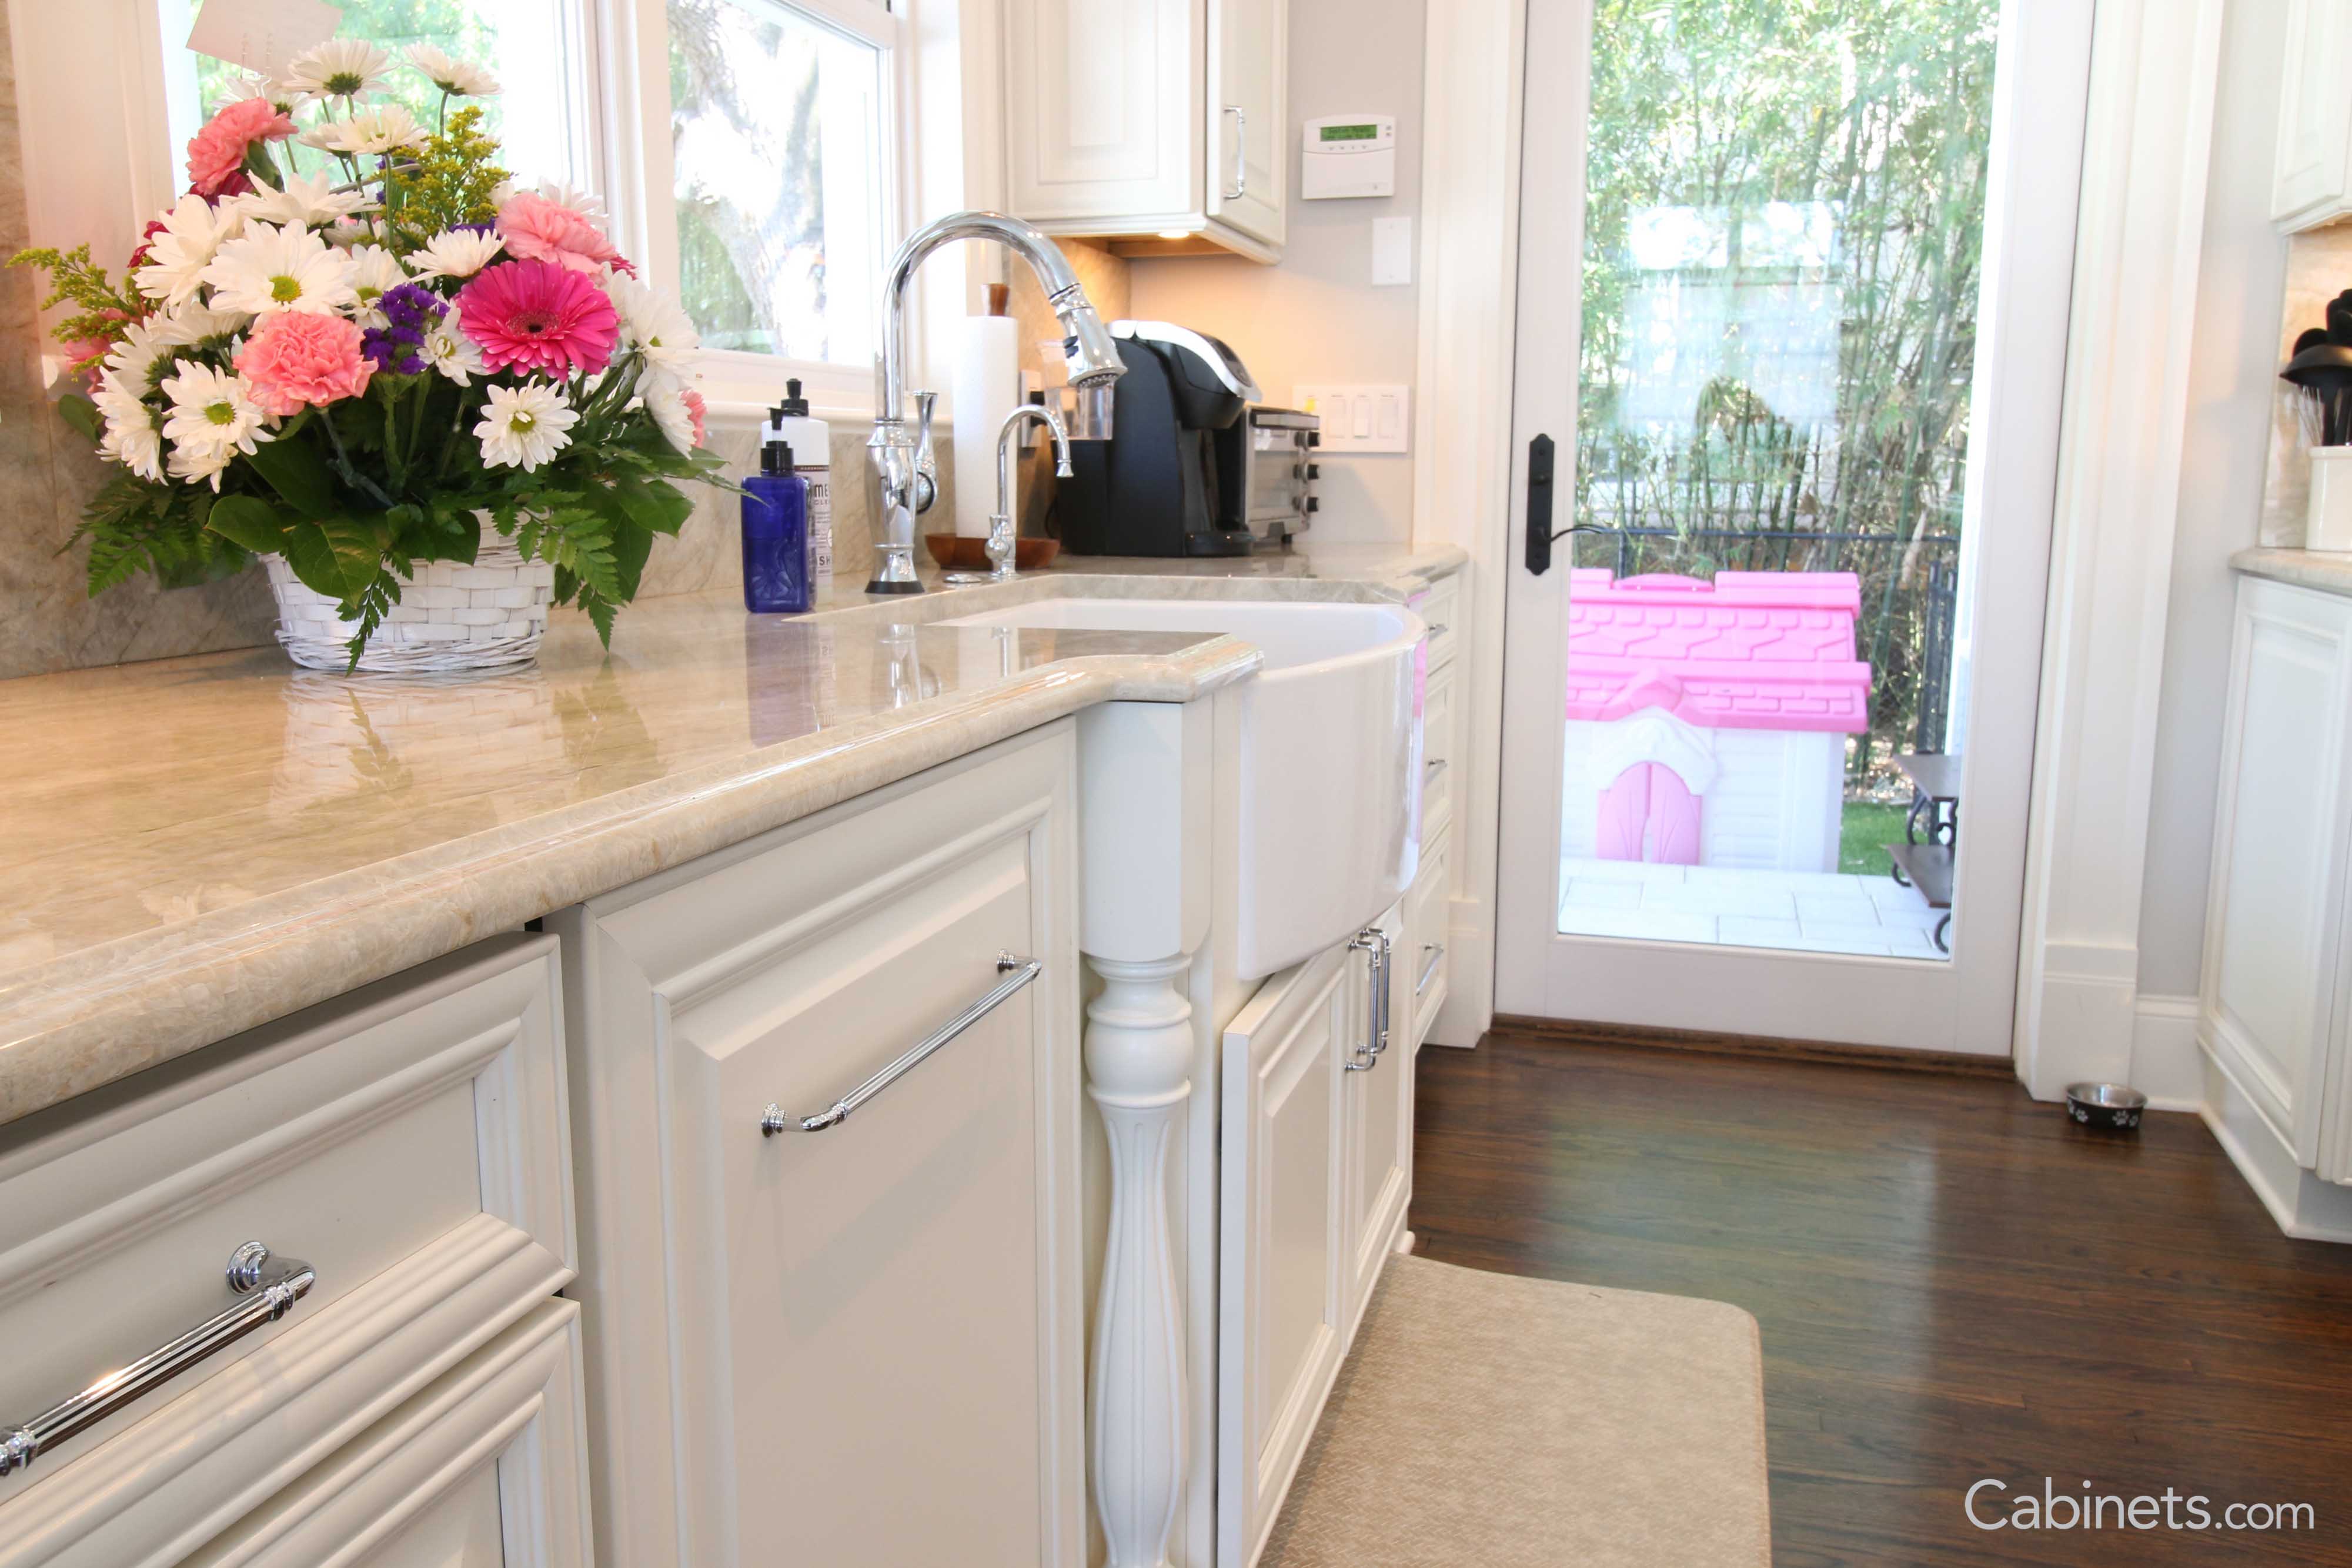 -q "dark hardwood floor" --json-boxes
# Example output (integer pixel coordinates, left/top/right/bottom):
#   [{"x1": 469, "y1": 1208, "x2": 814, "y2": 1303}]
[{"x1": 1409, "y1": 1030, "x2": 2352, "y2": 1566}]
